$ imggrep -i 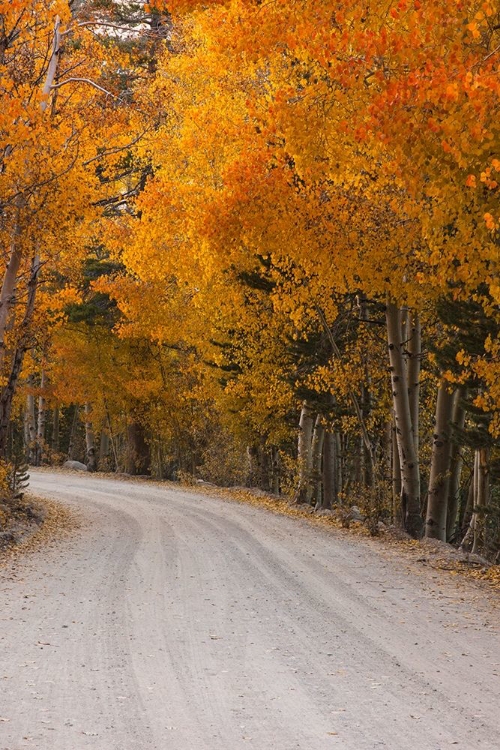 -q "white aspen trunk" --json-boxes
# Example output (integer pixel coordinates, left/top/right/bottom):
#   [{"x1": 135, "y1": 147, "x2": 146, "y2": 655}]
[
  {"x1": 0, "y1": 254, "x2": 41, "y2": 457},
  {"x1": 446, "y1": 389, "x2": 466, "y2": 541},
  {"x1": 84, "y1": 403, "x2": 97, "y2": 472},
  {"x1": 294, "y1": 400, "x2": 315, "y2": 504},
  {"x1": 41, "y1": 16, "x2": 61, "y2": 113},
  {"x1": 472, "y1": 447, "x2": 489, "y2": 555},
  {"x1": 425, "y1": 381, "x2": 455, "y2": 540},
  {"x1": 311, "y1": 415, "x2": 325, "y2": 509},
  {"x1": 386, "y1": 302, "x2": 423, "y2": 538},
  {"x1": 0, "y1": 216, "x2": 23, "y2": 372}
]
